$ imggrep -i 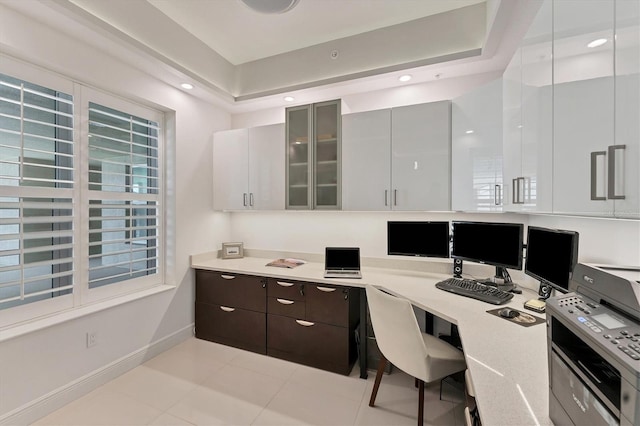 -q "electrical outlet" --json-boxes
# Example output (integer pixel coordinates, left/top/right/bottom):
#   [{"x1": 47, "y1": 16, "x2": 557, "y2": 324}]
[{"x1": 87, "y1": 332, "x2": 97, "y2": 348}]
